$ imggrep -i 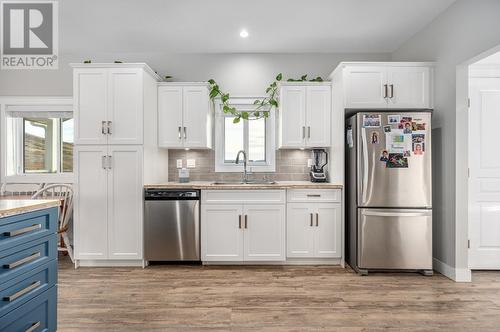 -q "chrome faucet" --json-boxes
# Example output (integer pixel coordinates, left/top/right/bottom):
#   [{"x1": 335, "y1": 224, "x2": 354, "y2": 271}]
[{"x1": 235, "y1": 150, "x2": 249, "y2": 183}]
